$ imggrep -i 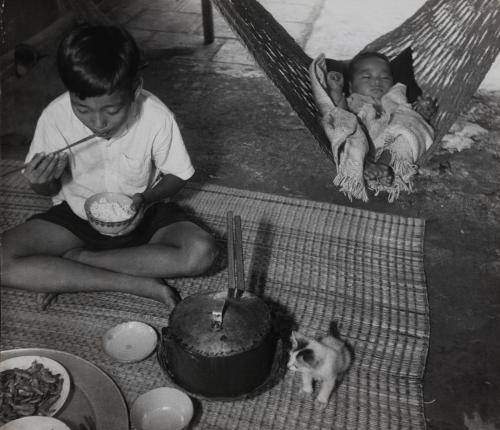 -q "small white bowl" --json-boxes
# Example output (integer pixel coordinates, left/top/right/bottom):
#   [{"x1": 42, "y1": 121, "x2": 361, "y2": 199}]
[
  {"x1": 0, "y1": 416, "x2": 70, "y2": 430},
  {"x1": 131, "y1": 387, "x2": 194, "y2": 430},
  {"x1": 84, "y1": 192, "x2": 137, "y2": 236},
  {"x1": 102, "y1": 321, "x2": 158, "y2": 363}
]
